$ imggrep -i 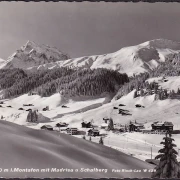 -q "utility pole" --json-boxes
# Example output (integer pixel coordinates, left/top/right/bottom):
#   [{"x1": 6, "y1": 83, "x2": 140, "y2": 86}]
[{"x1": 151, "y1": 146, "x2": 152, "y2": 159}]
